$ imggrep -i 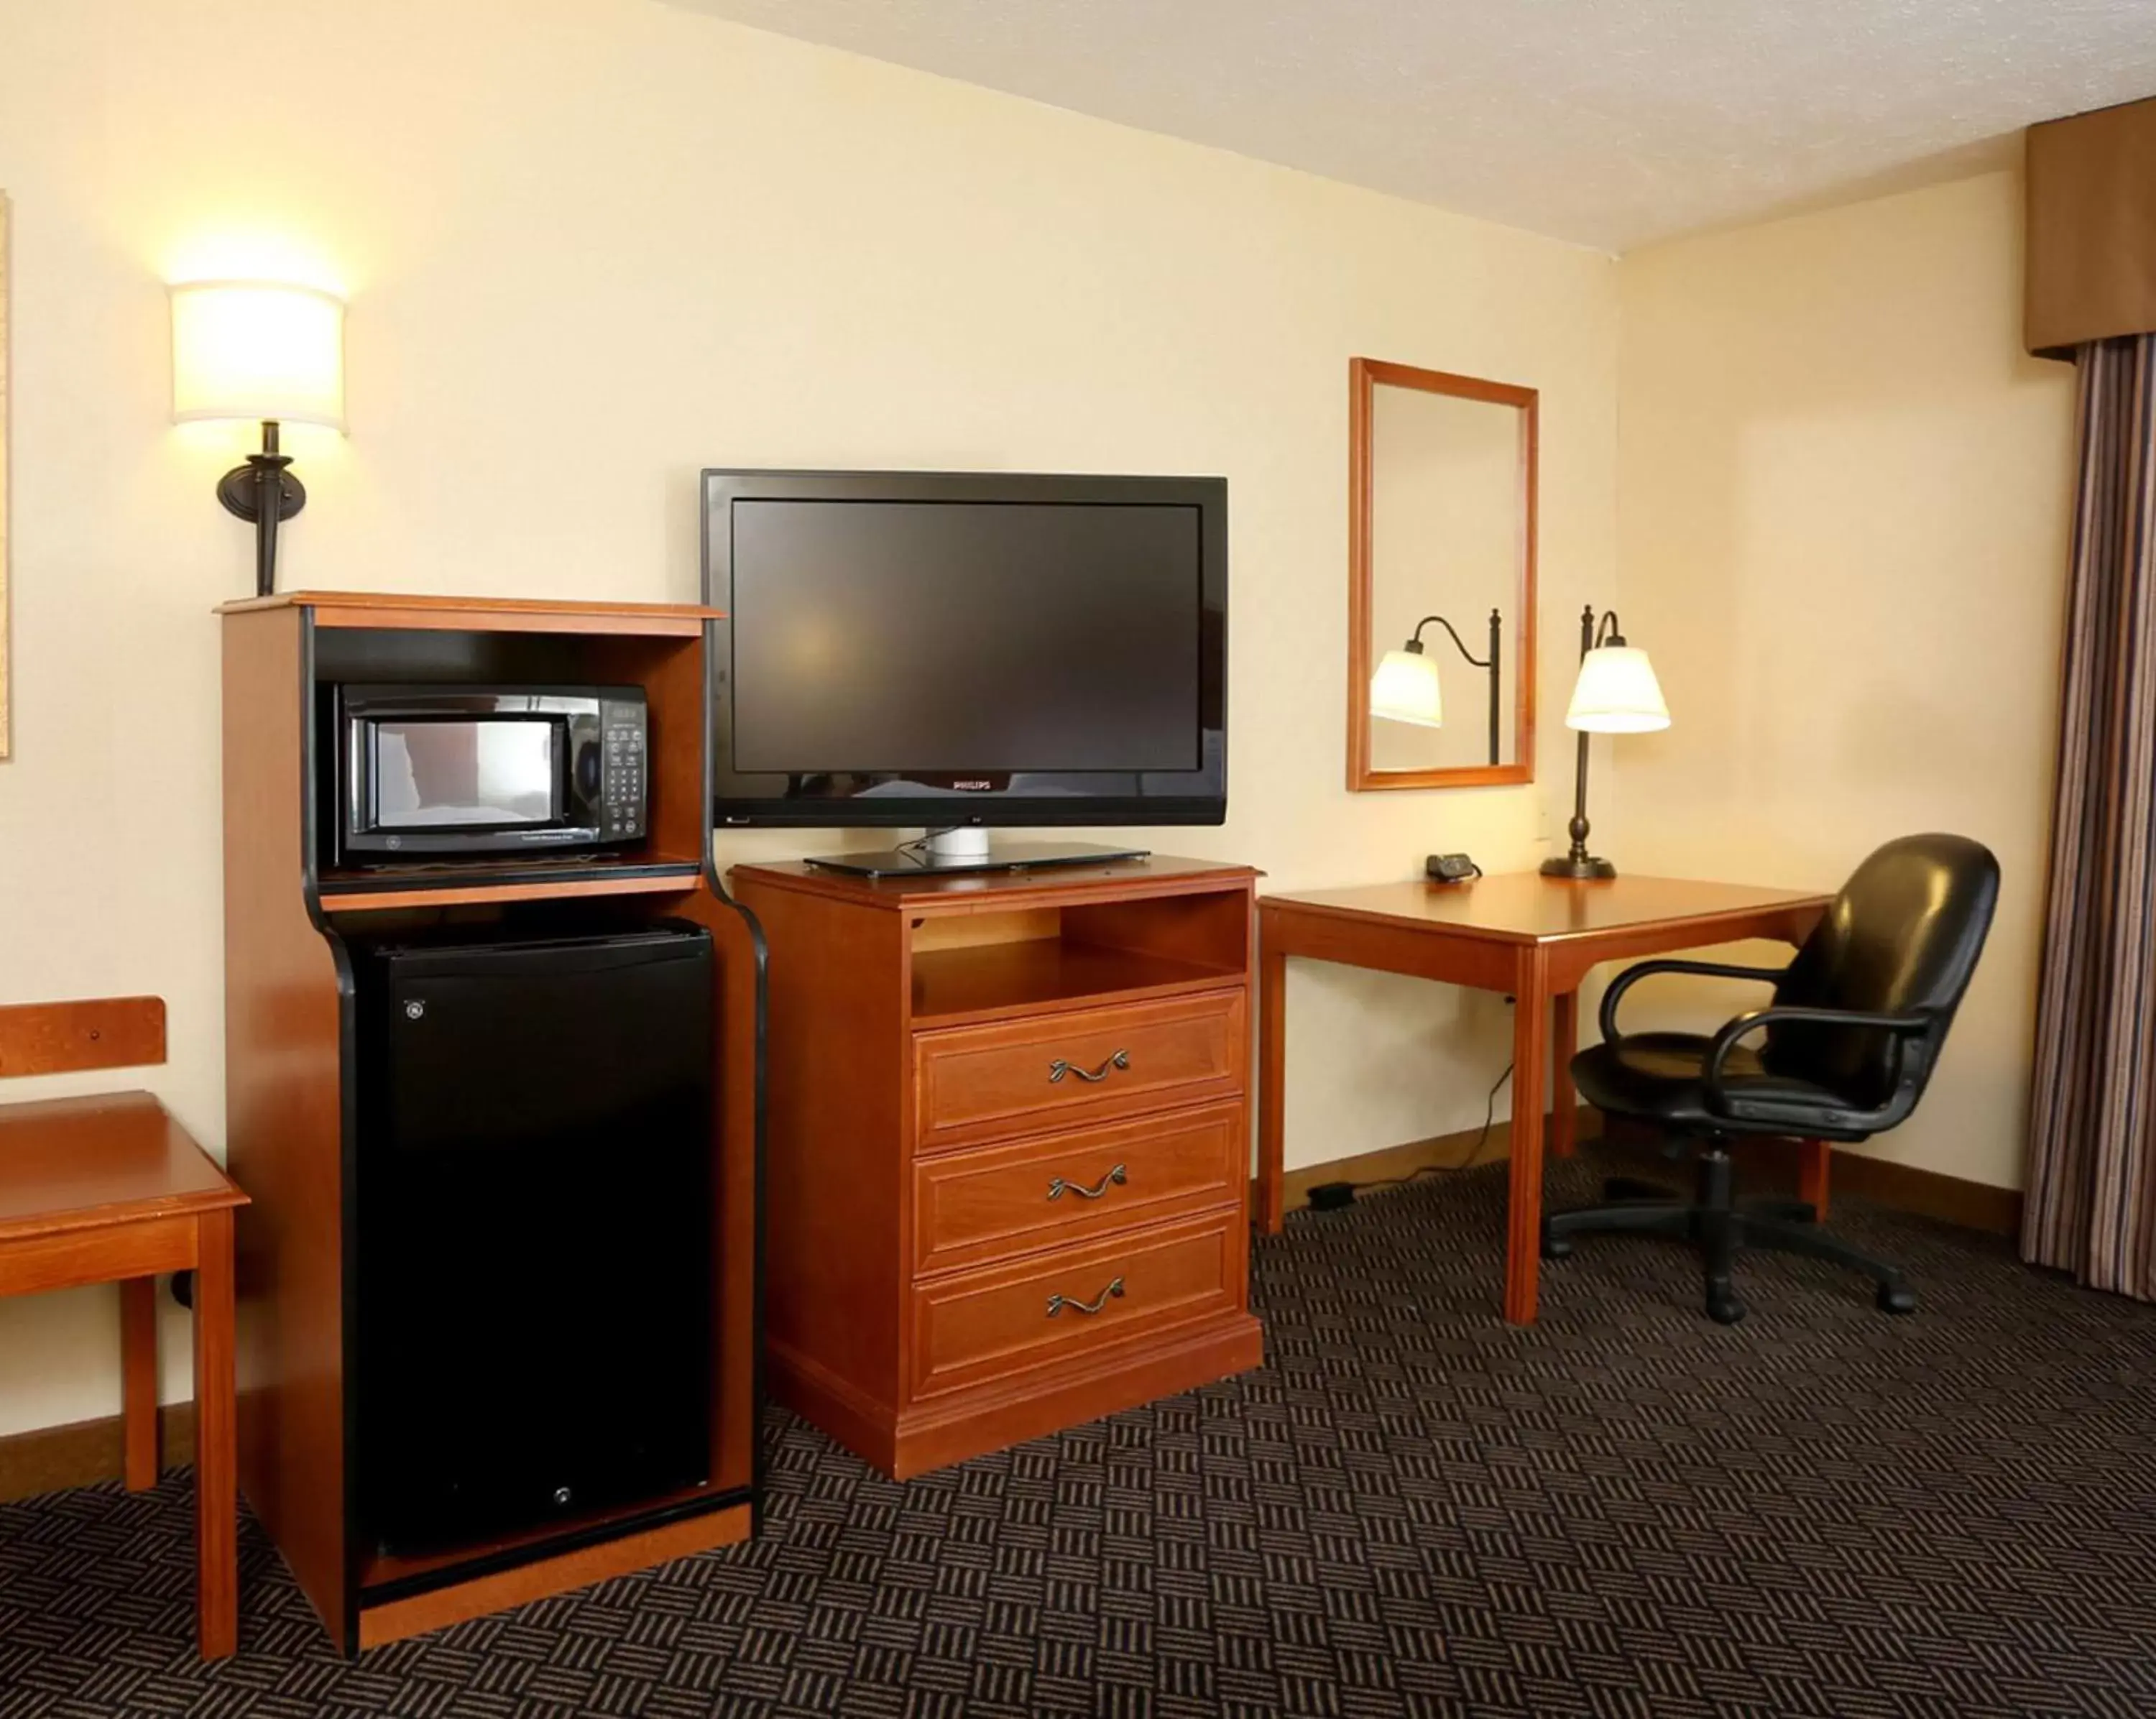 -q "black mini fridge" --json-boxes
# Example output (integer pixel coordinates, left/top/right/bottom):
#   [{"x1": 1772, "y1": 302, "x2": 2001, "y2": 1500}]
[{"x1": 351, "y1": 922, "x2": 714, "y2": 1556}]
